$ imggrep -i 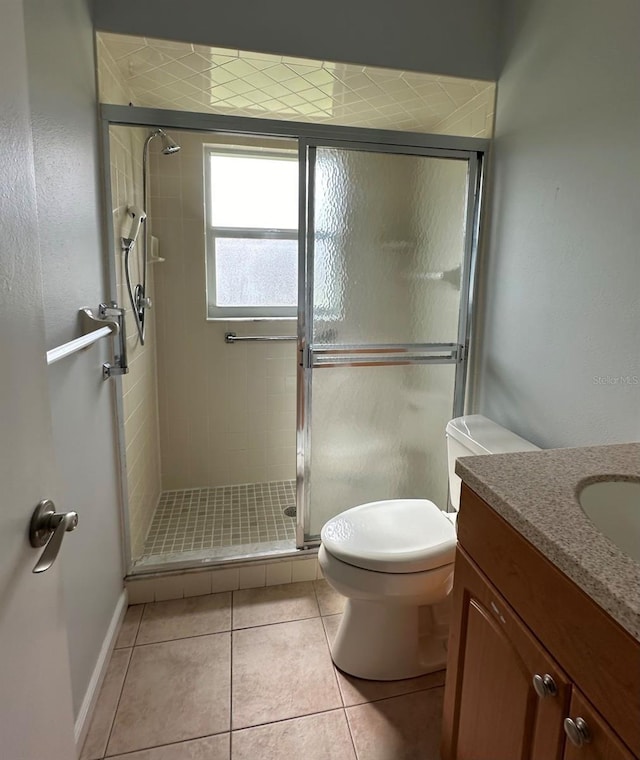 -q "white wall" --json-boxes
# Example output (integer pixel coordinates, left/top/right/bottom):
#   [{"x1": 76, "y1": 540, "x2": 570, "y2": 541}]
[
  {"x1": 23, "y1": 0, "x2": 125, "y2": 717},
  {"x1": 473, "y1": 0, "x2": 640, "y2": 446},
  {"x1": 92, "y1": 0, "x2": 503, "y2": 82}
]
